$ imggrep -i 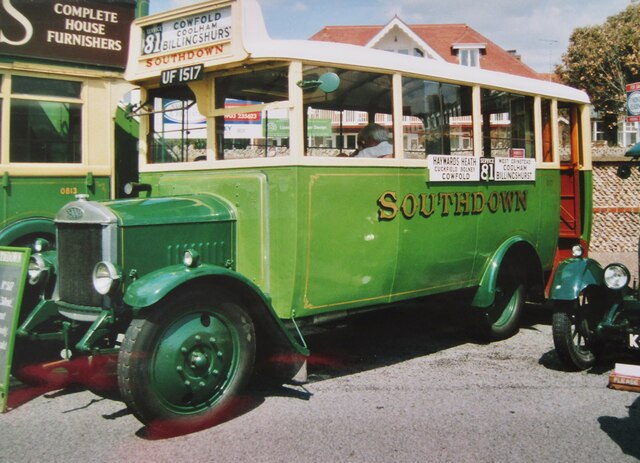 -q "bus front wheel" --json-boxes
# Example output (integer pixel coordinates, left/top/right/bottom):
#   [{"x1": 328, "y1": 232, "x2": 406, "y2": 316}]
[{"x1": 117, "y1": 290, "x2": 256, "y2": 436}]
